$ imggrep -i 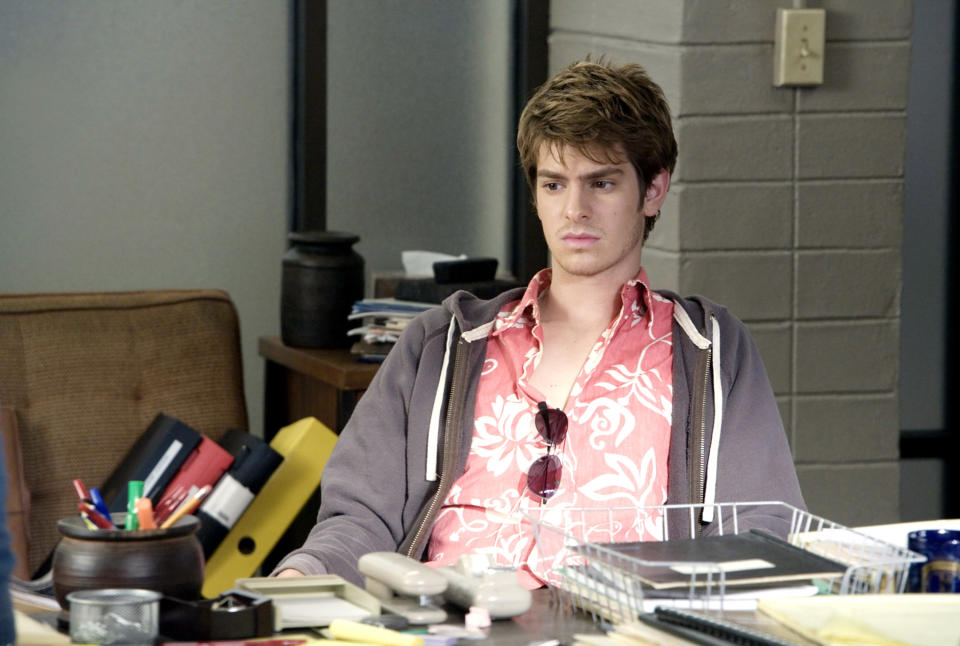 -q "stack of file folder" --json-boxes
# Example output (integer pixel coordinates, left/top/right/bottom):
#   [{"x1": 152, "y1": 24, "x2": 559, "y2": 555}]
[{"x1": 346, "y1": 298, "x2": 434, "y2": 362}]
